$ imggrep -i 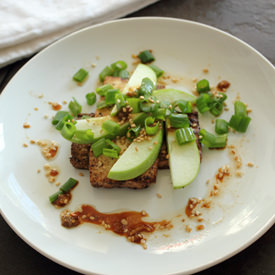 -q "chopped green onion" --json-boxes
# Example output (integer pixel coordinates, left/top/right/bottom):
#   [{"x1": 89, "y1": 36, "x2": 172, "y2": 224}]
[
  {"x1": 217, "y1": 93, "x2": 227, "y2": 103},
  {"x1": 85, "y1": 92, "x2": 96, "y2": 105},
  {"x1": 55, "y1": 114, "x2": 73, "y2": 130},
  {"x1": 105, "y1": 89, "x2": 119, "y2": 106},
  {"x1": 119, "y1": 69, "x2": 129, "y2": 79},
  {"x1": 149, "y1": 64, "x2": 164, "y2": 78},
  {"x1": 115, "y1": 93, "x2": 127, "y2": 112},
  {"x1": 105, "y1": 139, "x2": 121, "y2": 154},
  {"x1": 196, "y1": 93, "x2": 211, "y2": 113},
  {"x1": 126, "y1": 98, "x2": 141, "y2": 113},
  {"x1": 234, "y1": 101, "x2": 247, "y2": 116},
  {"x1": 102, "y1": 120, "x2": 120, "y2": 136},
  {"x1": 126, "y1": 125, "x2": 142, "y2": 140},
  {"x1": 49, "y1": 190, "x2": 63, "y2": 203},
  {"x1": 71, "y1": 129, "x2": 94, "y2": 144},
  {"x1": 103, "y1": 148, "x2": 119, "y2": 159},
  {"x1": 73, "y1": 68, "x2": 88, "y2": 83},
  {"x1": 173, "y1": 100, "x2": 192, "y2": 113},
  {"x1": 96, "y1": 84, "x2": 113, "y2": 96},
  {"x1": 169, "y1": 113, "x2": 190, "y2": 128},
  {"x1": 199, "y1": 129, "x2": 227, "y2": 148},
  {"x1": 153, "y1": 108, "x2": 166, "y2": 121},
  {"x1": 229, "y1": 114, "x2": 251, "y2": 133},
  {"x1": 61, "y1": 122, "x2": 76, "y2": 140},
  {"x1": 96, "y1": 101, "x2": 108, "y2": 109},
  {"x1": 52, "y1": 111, "x2": 70, "y2": 125},
  {"x1": 145, "y1": 117, "x2": 159, "y2": 136},
  {"x1": 99, "y1": 66, "x2": 113, "y2": 82},
  {"x1": 175, "y1": 127, "x2": 196, "y2": 145},
  {"x1": 60, "y1": 178, "x2": 78, "y2": 193},
  {"x1": 197, "y1": 79, "x2": 210, "y2": 93},
  {"x1": 138, "y1": 77, "x2": 155, "y2": 98},
  {"x1": 111, "y1": 61, "x2": 127, "y2": 71},
  {"x1": 138, "y1": 50, "x2": 155, "y2": 63},
  {"x1": 68, "y1": 97, "x2": 82, "y2": 116},
  {"x1": 91, "y1": 138, "x2": 107, "y2": 157},
  {"x1": 215, "y1": 119, "x2": 229, "y2": 134},
  {"x1": 139, "y1": 100, "x2": 157, "y2": 113},
  {"x1": 209, "y1": 101, "x2": 223, "y2": 116}
]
